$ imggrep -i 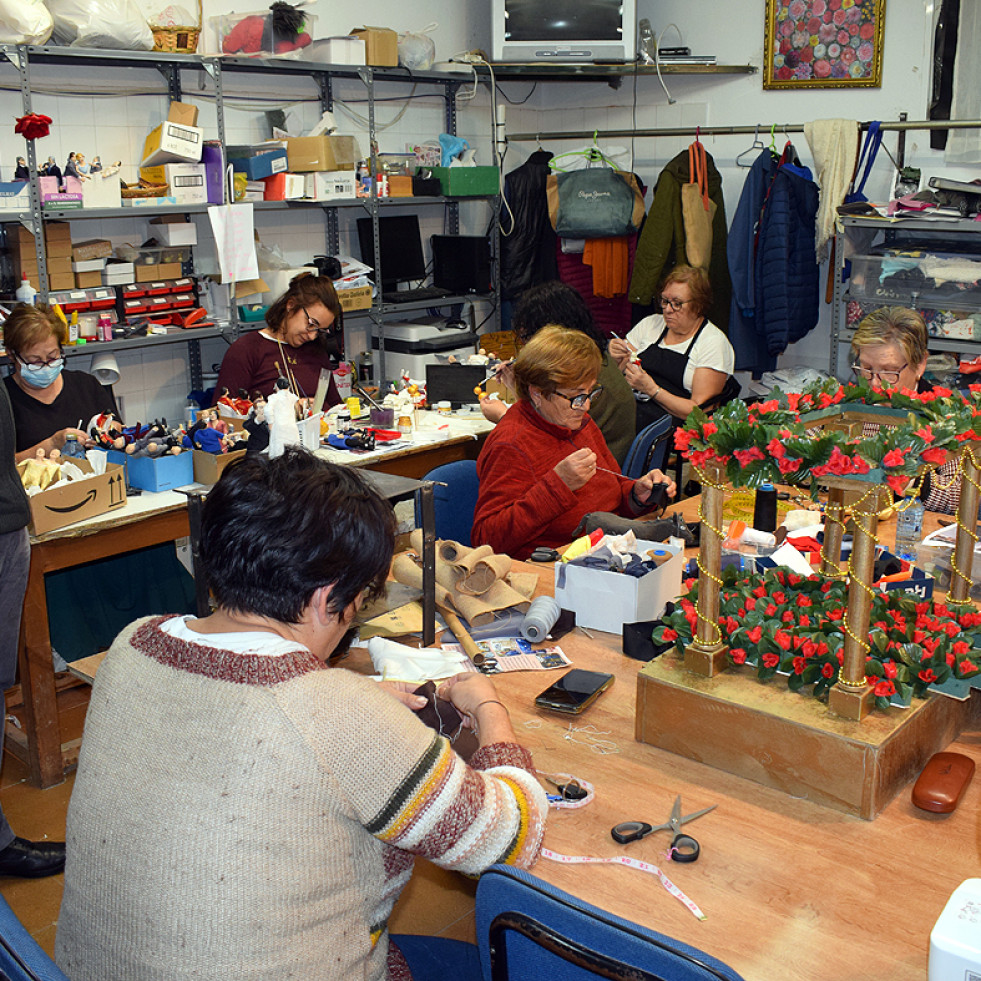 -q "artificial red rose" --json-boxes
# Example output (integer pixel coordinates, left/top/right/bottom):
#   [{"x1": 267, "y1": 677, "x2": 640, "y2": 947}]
[
  {"x1": 786, "y1": 393, "x2": 802, "y2": 411},
  {"x1": 801, "y1": 639, "x2": 817, "y2": 657},
  {"x1": 767, "y1": 437, "x2": 787, "y2": 459},
  {"x1": 755, "y1": 399, "x2": 780, "y2": 414},
  {"x1": 826, "y1": 608, "x2": 844, "y2": 621},
  {"x1": 746, "y1": 625, "x2": 763, "y2": 644},
  {"x1": 798, "y1": 614, "x2": 811, "y2": 628},
  {"x1": 762, "y1": 652, "x2": 780, "y2": 668},
  {"x1": 912, "y1": 630, "x2": 926, "y2": 644},
  {"x1": 914, "y1": 426, "x2": 934, "y2": 443},
  {"x1": 662, "y1": 628, "x2": 678, "y2": 642},
  {"x1": 816, "y1": 641, "x2": 830, "y2": 655},
  {"x1": 821, "y1": 662, "x2": 835, "y2": 678},
  {"x1": 772, "y1": 591, "x2": 787, "y2": 604},
  {"x1": 921, "y1": 447, "x2": 947, "y2": 466},
  {"x1": 959, "y1": 659, "x2": 979, "y2": 675},
  {"x1": 874, "y1": 679, "x2": 896, "y2": 697},
  {"x1": 952, "y1": 640, "x2": 970, "y2": 656},
  {"x1": 689, "y1": 449, "x2": 715, "y2": 469},
  {"x1": 731, "y1": 648, "x2": 748, "y2": 664},
  {"x1": 946, "y1": 652, "x2": 955, "y2": 666},
  {"x1": 942, "y1": 621, "x2": 960, "y2": 638},
  {"x1": 701, "y1": 421, "x2": 718, "y2": 437},
  {"x1": 733, "y1": 447, "x2": 766, "y2": 466},
  {"x1": 883, "y1": 449, "x2": 906, "y2": 468},
  {"x1": 753, "y1": 585, "x2": 767, "y2": 597},
  {"x1": 886, "y1": 475, "x2": 910, "y2": 496},
  {"x1": 744, "y1": 597, "x2": 757, "y2": 611},
  {"x1": 765, "y1": 604, "x2": 777, "y2": 616},
  {"x1": 777, "y1": 456, "x2": 803, "y2": 474},
  {"x1": 851, "y1": 455, "x2": 871, "y2": 474},
  {"x1": 774, "y1": 630, "x2": 793, "y2": 650},
  {"x1": 836, "y1": 650, "x2": 844, "y2": 665},
  {"x1": 793, "y1": 656, "x2": 806, "y2": 674},
  {"x1": 782, "y1": 611, "x2": 795, "y2": 623},
  {"x1": 883, "y1": 660, "x2": 897, "y2": 679},
  {"x1": 918, "y1": 668, "x2": 937, "y2": 684},
  {"x1": 797, "y1": 596, "x2": 812, "y2": 607}
]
